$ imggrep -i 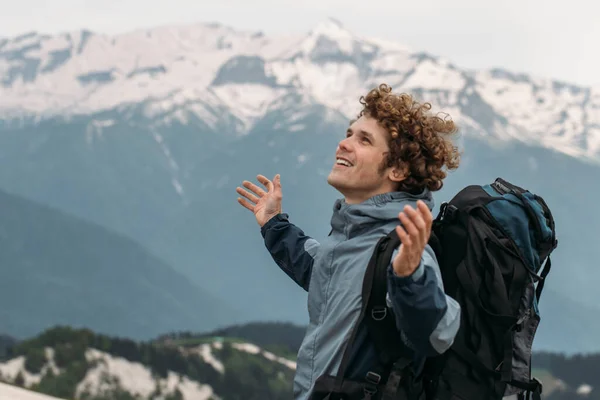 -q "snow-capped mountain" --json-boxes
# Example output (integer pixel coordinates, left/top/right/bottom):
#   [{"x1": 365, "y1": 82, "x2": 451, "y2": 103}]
[
  {"x1": 1, "y1": 18, "x2": 599, "y2": 162},
  {"x1": 0, "y1": 19, "x2": 599, "y2": 355}
]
